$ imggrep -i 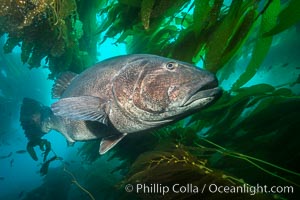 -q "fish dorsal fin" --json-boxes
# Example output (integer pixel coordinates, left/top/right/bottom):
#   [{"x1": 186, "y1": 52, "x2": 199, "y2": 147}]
[
  {"x1": 99, "y1": 133, "x2": 127, "y2": 155},
  {"x1": 52, "y1": 71, "x2": 78, "y2": 98},
  {"x1": 51, "y1": 96, "x2": 110, "y2": 125}
]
